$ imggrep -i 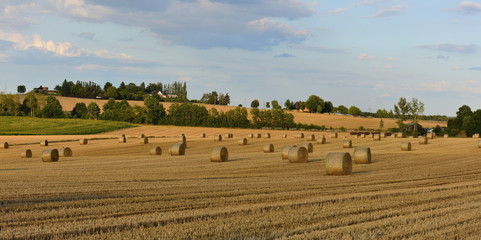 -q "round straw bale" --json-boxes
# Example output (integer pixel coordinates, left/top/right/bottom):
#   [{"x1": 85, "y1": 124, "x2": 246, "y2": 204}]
[
  {"x1": 169, "y1": 142, "x2": 186, "y2": 156},
  {"x1": 59, "y1": 147, "x2": 72, "y2": 157},
  {"x1": 316, "y1": 136, "x2": 326, "y2": 144},
  {"x1": 330, "y1": 132, "x2": 338, "y2": 138},
  {"x1": 473, "y1": 133, "x2": 480, "y2": 139},
  {"x1": 306, "y1": 134, "x2": 315, "y2": 141},
  {"x1": 282, "y1": 134, "x2": 288, "y2": 138},
  {"x1": 41, "y1": 149, "x2": 59, "y2": 162},
  {"x1": 79, "y1": 138, "x2": 88, "y2": 145},
  {"x1": 300, "y1": 142, "x2": 314, "y2": 153},
  {"x1": 21, "y1": 149, "x2": 32, "y2": 158},
  {"x1": 343, "y1": 140, "x2": 352, "y2": 148},
  {"x1": 118, "y1": 135, "x2": 126, "y2": 143},
  {"x1": 1, "y1": 142, "x2": 8, "y2": 149},
  {"x1": 427, "y1": 132, "x2": 435, "y2": 139},
  {"x1": 210, "y1": 146, "x2": 228, "y2": 162},
  {"x1": 263, "y1": 144, "x2": 274, "y2": 153},
  {"x1": 224, "y1": 133, "x2": 230, "y2": 138},
  {"x1": 238, "y1": 138, "x2": 247, "y2": 145},
  {"x1": 478, "y1": 140, "x2": 481, "y2": 148},
  {"x1": 263, "y1": 133, "x2": 271, "y2": 138},
  {"x1": 326, "y1": 152, "x2": 352, "y2": 175},
  {"x1": 150, "y1": 146, "x2": 162, "y2": 155},
  {"x1": 140, "y1": 137, "x2": 149, "y2": 144},
  {"x1": 139, "y1": 134, "x2": 145, "y2": 139},
  {"x1": 40, "y1": 140, "x2": 48, "y2": 146},
  {"x1": 401, "y1": 142, "x2": 411, "y2": 151},
  {"x1": 178, "y1": 135, "x2": 186, "y2": 143},
  {"x1": 419, "y1": 136, "x2": 428, "y2": 144},
  {"x1": 360, "y1": 134, "x2": 366, "y2": 138},
  {"x1": 396, "y1": 132, "x2": 404, "y2": 138},
  {"x1": 288, "y1": 146, "x2": 308, "y2": 163},
  {"x1": 391, "y1": 133, "x2": 397, "y2": 138},
  {"x1": 444, "y1": 134, "x2": 448, "y2": 138},
  {"x1": 353, "y1": 147, "x2": 371, "y2": 164},
  {"x1": 214, "y1": 135, "x2": 222, "y2": 142},
  {"x1": 373, "y1": 134, "x2": 381, "y2": 141},
  {"x1": 281, "y1": 145, "x2": 297, "y2": 159},
  {"x1": 248, "y1": 133, "x2": 254, "y2": 138},
  {"x1": 380, "y1": 132, "x2": 386, "y2": 138},
  {"x1": 256, "y1": 133, "x2": 262, "y2": 138},
  {"x1": 295, "y1": 133, "x2": 305, "y2": 138},
  {"x1": 229, "y1": 133, "x2": 234, "y2": 138},
  {"x1": 200, "y1": 133, "x2": 206, "y2": 138}
]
